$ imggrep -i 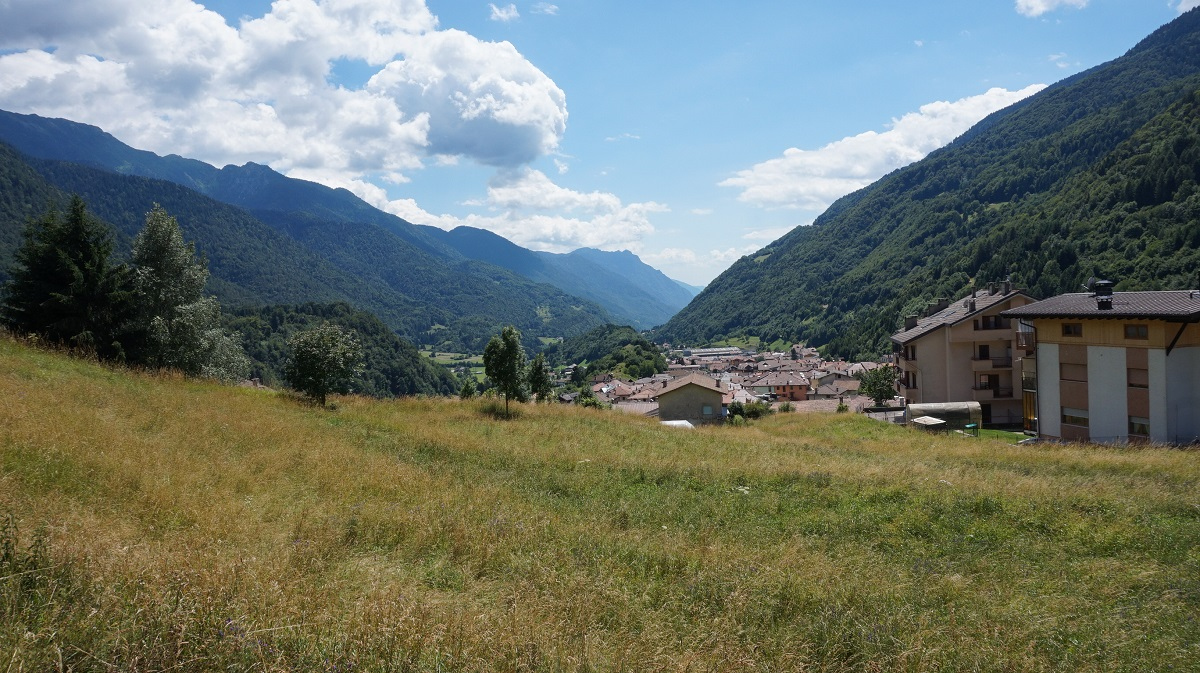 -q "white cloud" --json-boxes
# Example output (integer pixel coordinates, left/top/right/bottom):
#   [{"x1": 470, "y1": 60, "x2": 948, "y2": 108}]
[
  {"x1": 742, "y1": 226, "x2": 797, "y2": 242},
  {"x1": 1048, "y1": 52, "x2": 1078, "y2": 69},
  {"x1": 914, "y1": 40, "x2": 924, "y2": 47},
  {"x1": 605, "y1": 132, "x2": 641, "y2": 142},
  {"x1": 720, "y1": 85, "x2": 1045, "y2": 211},
  {"x1": 1015, "y1": 0, "x2": 1089, "y2": 18},
  {"x1": 1177, "y1": 0, "x2": 1200, "y2": 12},
  {"x1": 532, "y1": 3, "x2": 559, "y2": 15},
  {"x1": 553, "y1": 158, "x2": 569, "y2": 174},
  {"x1": 0, "y1": 0, "x2": 566, "y2": 179},
  {"x1": 352, "y1": 167, "x2": 666, "y2": 252},
  {"x1": 489, "y1": 3, "x2": 519, "y2": 22},
  {"x1": 690, "y1": 208, "x2": 713, "y2": 216}
]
